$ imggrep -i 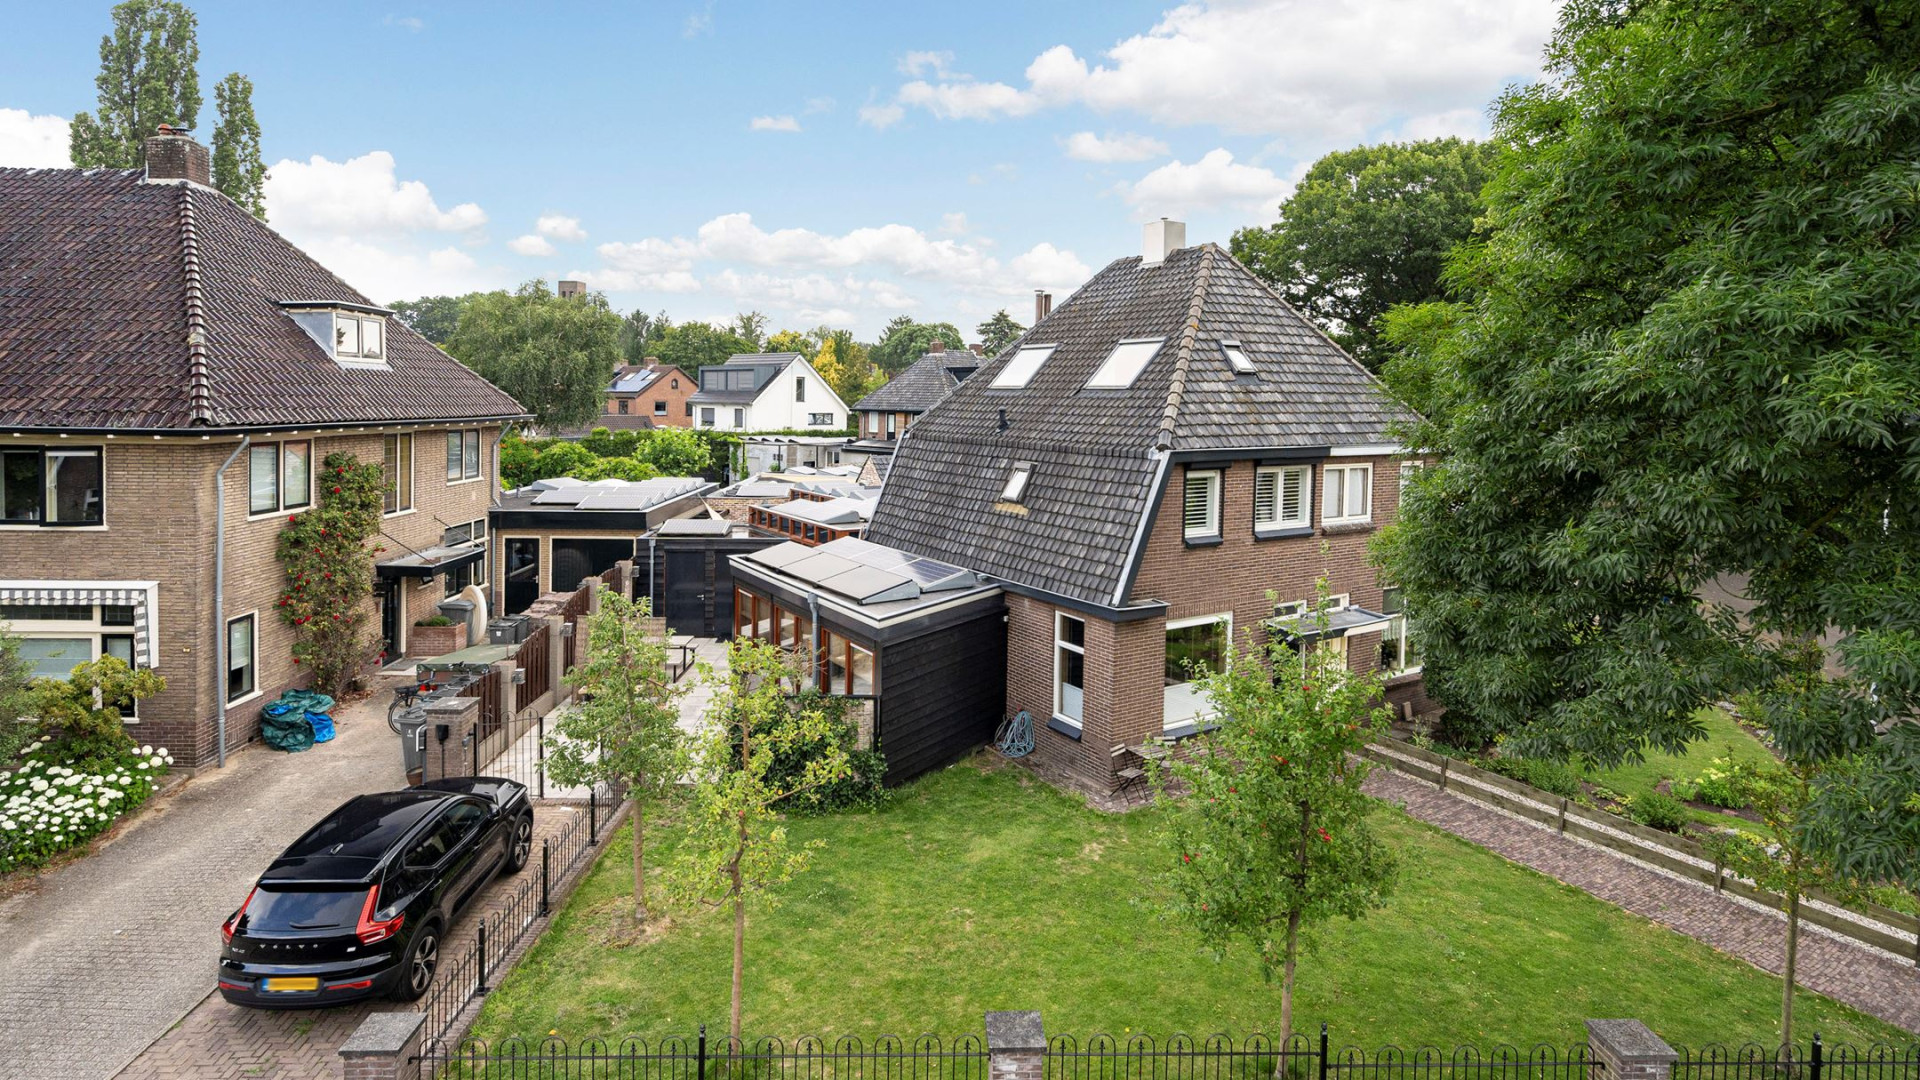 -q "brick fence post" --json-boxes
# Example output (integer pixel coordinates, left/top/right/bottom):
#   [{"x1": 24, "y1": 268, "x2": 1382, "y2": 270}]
[
  {"x1": 420, "y1": 696, "x2": 479, "y2": 783},
  {"x1": 339, "y1": 1012, "x2": 427, "y2": 1080},
  {"x1": 986, "y1": 1011, "x2": 1046, "y2": 1080},
  {"x1": 1586, "y1": 1020, "x2": 1677, "y2": 1080}
]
